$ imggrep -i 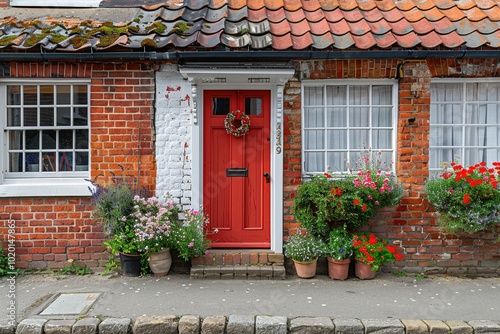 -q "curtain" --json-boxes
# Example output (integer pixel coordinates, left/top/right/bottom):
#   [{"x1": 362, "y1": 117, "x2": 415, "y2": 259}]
[
  {"x1": 303, "y1": 84, "x2": 393, "y2": 173},
  {"x1": 430, "y1": 82, "x2": 500, "y2": 173}
]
